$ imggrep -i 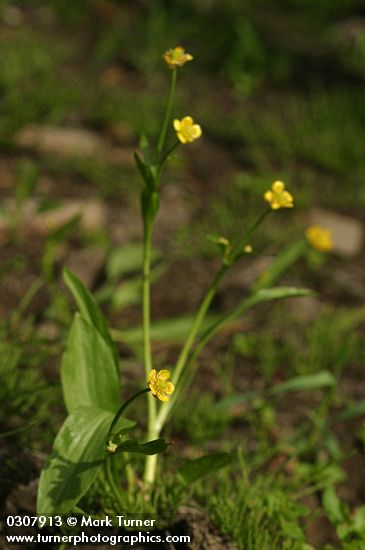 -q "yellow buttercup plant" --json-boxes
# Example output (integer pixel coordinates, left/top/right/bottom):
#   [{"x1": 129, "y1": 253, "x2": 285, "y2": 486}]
[
  {"x1": 38, "y1": 46, "x2": 314, "y2": 520},
  {"x1": 305, "y1": 225, "x2": 333, "y2": 252},
  {"x1": 264, "y1": 180, "x2": 294, "y2": 210}
]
